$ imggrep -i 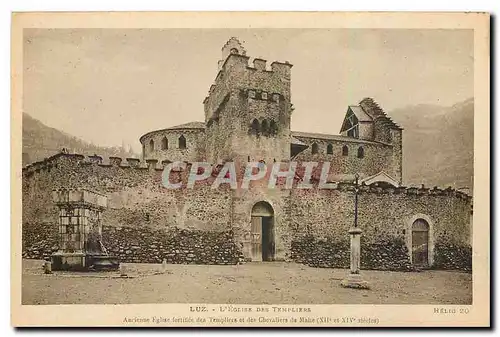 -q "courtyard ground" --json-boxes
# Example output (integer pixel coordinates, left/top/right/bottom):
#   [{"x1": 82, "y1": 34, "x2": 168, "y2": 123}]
[{"x1": 21, "y1": 259, "x2": 472, "y2": 305}]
